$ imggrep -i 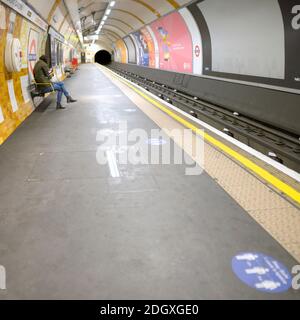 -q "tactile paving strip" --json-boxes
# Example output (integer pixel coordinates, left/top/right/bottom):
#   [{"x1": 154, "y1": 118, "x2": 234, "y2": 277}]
[
  {"x1": 204, "y1": 150, "x2": 293, "y2": 211},
  {"x1": 101, "y1": 65, "x2": 300, "y2": 263},
  {"x1": 248, "y1": 207, "x2": 300, "y2": 259}
]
